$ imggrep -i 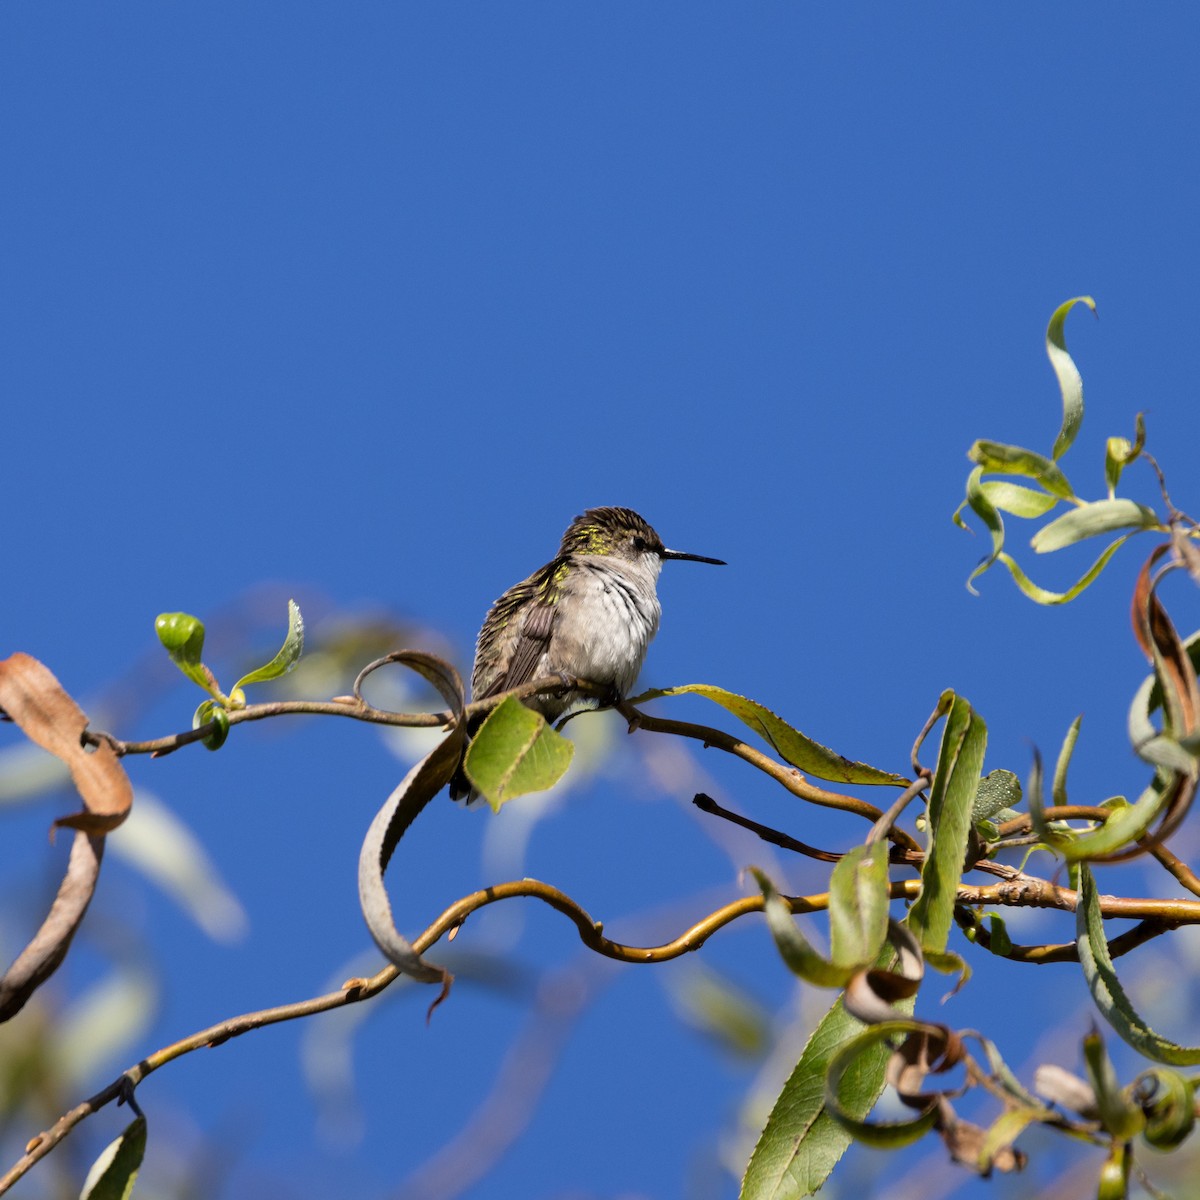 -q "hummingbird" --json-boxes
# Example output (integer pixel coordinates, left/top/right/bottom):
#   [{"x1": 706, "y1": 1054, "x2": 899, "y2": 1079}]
[{"x1": 449, "y1": 506, "x2": 725, "y2": 802}]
